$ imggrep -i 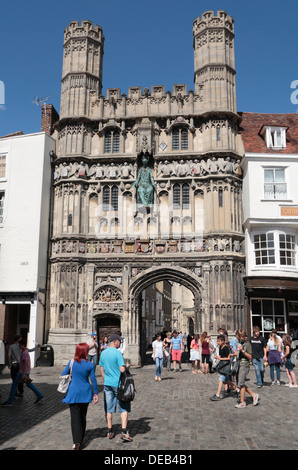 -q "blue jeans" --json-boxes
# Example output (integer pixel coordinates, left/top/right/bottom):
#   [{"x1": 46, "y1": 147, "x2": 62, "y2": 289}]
[
  {"x1": 87, "y1": 355, "x2": 97, "y2": 367},
  {"x1": 270, "y1": 363, "x2": 280, "y2": 381},
  {"x1": 252, "y1": 358, "x2": 265, "y2": 386},
  {"x1": 155, "y1": 357, "x2": 163, "y2": 377},
  {"x1": 7, "y1": 372, "x2": 43, "y2": 404}
]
